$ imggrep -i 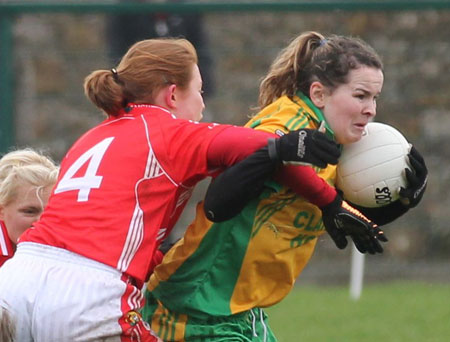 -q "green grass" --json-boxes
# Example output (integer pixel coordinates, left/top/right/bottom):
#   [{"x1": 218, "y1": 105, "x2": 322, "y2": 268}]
[{"x1": 266, "y1": 282, "x2": 450, "y2": 342}]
